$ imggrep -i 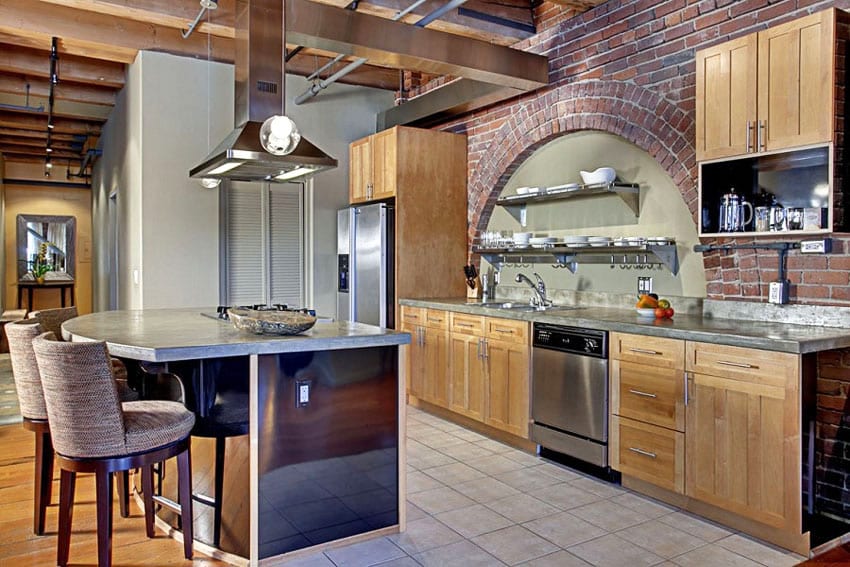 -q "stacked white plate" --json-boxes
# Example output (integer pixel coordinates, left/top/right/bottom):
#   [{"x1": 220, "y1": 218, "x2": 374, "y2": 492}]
[
  {"x1": 530, "y1": 236, "x2": 558, "y2": 246},
  {"x1": 587, "y1": 236, "x2": 612, "y2": 247},
  {"x1": 613, "y1": 237, "x2": 630, "y2": 247},
  {"x1": 515, "y1": 186, "x2": 540, "y2": 195},
  {"x1": 564, "y1": 235, "x2": 589, "y2": 247},
  {"x1": 647, "y1": 236, "x2": 673, "y2": 245},
  {"x1": 626, "y1": 237, "x2": 646, "y2": 246},
  {"x1": 513, "y1": 232, "x2": 531, "y2": 248}
]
